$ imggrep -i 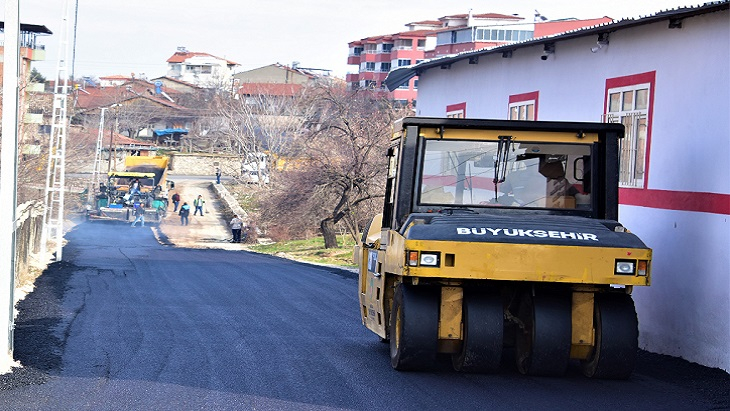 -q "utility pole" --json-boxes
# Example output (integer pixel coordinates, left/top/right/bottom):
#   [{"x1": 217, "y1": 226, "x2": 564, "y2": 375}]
[
  {"x1": 106, "y1": 105, "x2": 119, "y2": 173},
  {"x1": 41, "y1": 0, "x2": 72, "y2": 261},
  {"x1": 87, "y1": 107, "x2": 107, "y2": 204},
  {"x1": 0, "y1": 0, "x2": 21, "y2": 374}
]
